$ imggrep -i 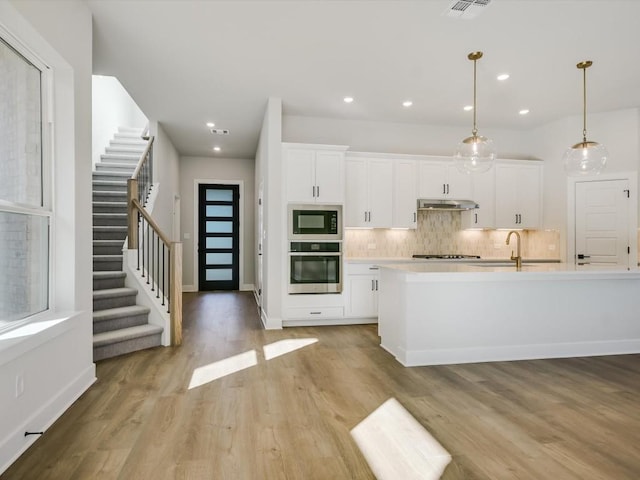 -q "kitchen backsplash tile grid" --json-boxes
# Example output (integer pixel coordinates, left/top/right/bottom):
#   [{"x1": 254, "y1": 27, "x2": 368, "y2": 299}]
[{"x1": 345, "y1": 211, "x2": 561, "y2": 259}]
